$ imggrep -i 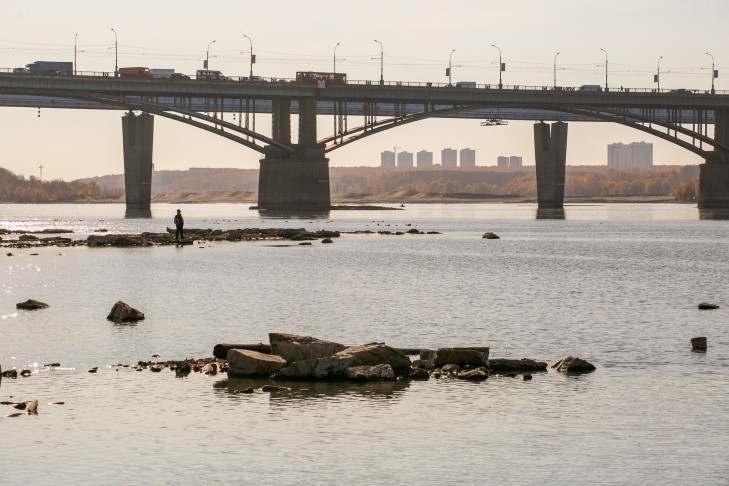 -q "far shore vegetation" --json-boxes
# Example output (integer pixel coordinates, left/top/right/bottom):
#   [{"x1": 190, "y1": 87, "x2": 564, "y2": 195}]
[{"x1": 1, "y1": 165, "x2": 699, "y2": 203}]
